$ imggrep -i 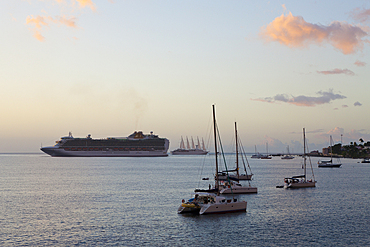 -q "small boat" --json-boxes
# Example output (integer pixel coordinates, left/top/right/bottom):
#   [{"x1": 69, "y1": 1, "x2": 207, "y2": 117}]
[
  {"x1": 251, "y1": 145, "x2": 263, "y2": 158},
  {"x1": 284, "y1": 128, "x2": 316, "y2": 189},
  {"x1": 217, "y1": 122, "x2": 253, "y2": 181},
  {"x1": 260, "y1": 143, "x2": 272, "y2": 159},
  {"x1": 178, "y1": 193, "x2": 246, "y2": 215},
  {"x1": 281, "y1": 146, "x2": 294, "y2": 159},
  {"x1": 361, "y1": 158, "x2": 370, "y2": 163},
  {"x1": 318, "y1": 136, "x2": 342, "y2": 168},
  {"x1": 179, "y1": 105, "x2": 247, "y2": 215}
]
